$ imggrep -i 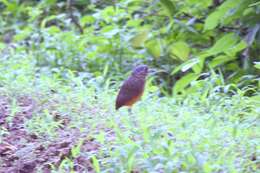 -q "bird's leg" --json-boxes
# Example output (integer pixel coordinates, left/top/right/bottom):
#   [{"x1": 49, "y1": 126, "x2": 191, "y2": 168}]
[
  {"x1": 128, "y1": 107, "x2": 132, "y2": 115},
  {"x1": 128, "y1": 107, "x2": 139, "y2": 127}
]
